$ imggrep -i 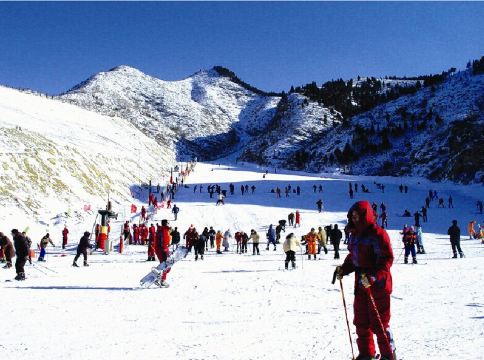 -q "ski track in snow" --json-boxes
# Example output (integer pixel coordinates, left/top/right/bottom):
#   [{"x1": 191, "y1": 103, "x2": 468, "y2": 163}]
[{"x1": 1, "y1": 162, "x2": 483, "y2": 360}]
